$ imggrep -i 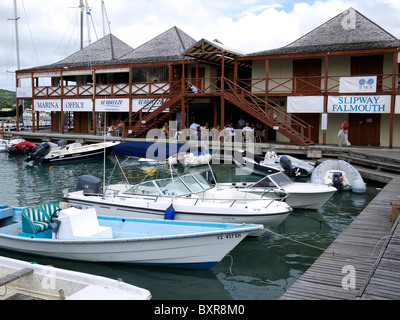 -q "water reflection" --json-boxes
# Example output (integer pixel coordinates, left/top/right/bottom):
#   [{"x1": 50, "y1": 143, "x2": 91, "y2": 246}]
[{"x1": 0, "y1": 152, "x2": 383, "y2": 299}]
